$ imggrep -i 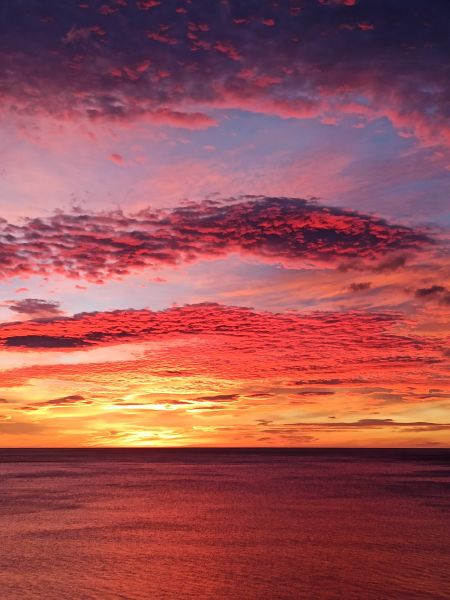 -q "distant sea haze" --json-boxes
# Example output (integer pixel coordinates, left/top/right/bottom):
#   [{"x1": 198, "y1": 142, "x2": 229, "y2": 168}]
[{"x1": 0, "y1": 449, "x2": 449, "y2": 600}]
